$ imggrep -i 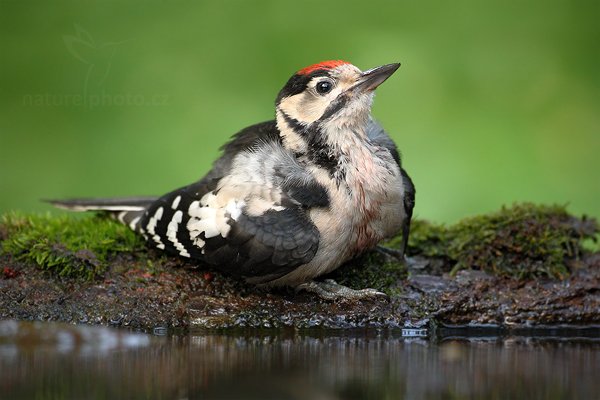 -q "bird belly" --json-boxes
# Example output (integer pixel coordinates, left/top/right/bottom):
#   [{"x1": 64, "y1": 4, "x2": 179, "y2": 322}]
[{"x1": 267, "y1": 165, "x2": 405, "y2": 287}]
